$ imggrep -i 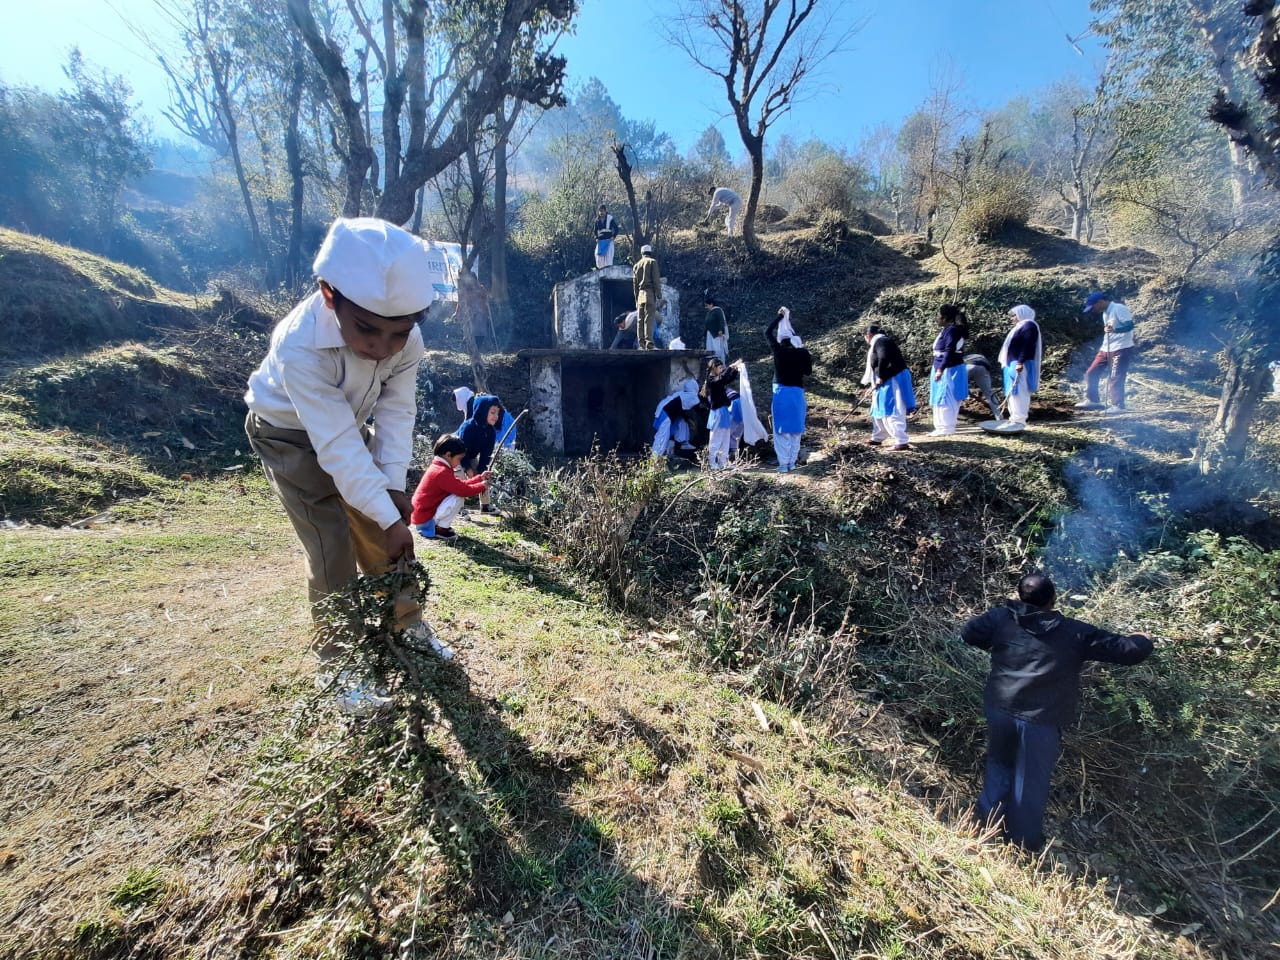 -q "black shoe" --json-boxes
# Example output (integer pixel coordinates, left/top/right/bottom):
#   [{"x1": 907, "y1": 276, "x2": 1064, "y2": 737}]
[
  {"x1": 434, "y1": 527, "x2": 458, "y2": 541},
  {"x1": 480, "y1": 504, "x2": 502, "y2": 517}
]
